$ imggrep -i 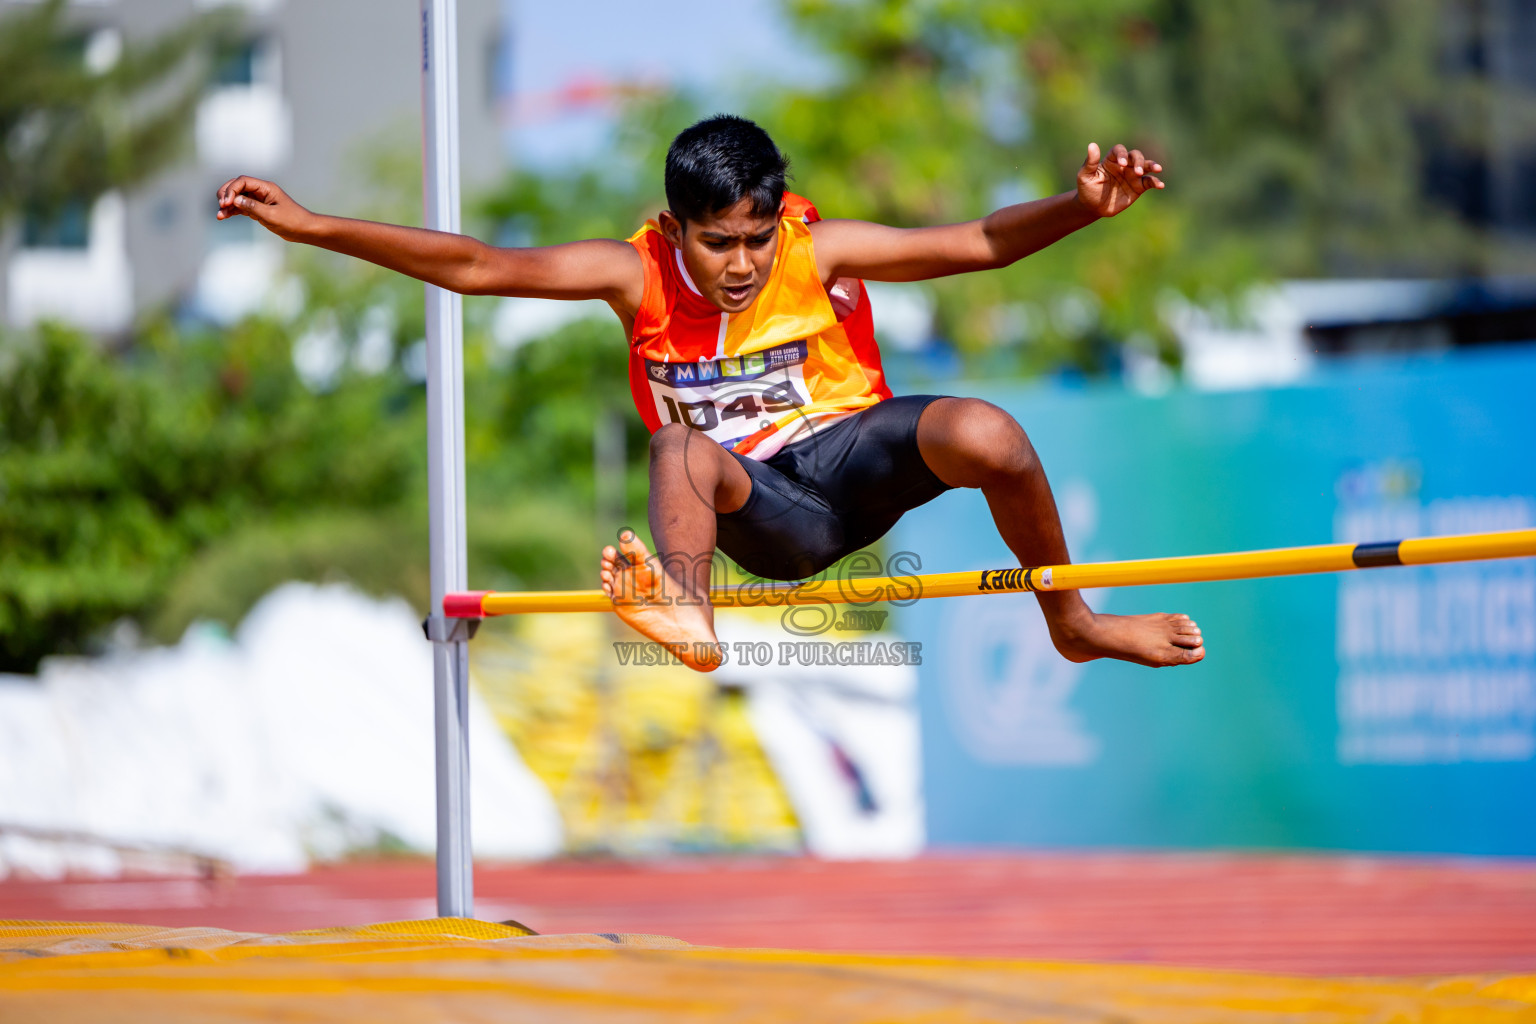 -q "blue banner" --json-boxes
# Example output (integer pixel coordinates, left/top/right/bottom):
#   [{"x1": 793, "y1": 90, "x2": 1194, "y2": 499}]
[{"x1": 893, "y1": 347, "x2": 1536, "y2": 854}]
